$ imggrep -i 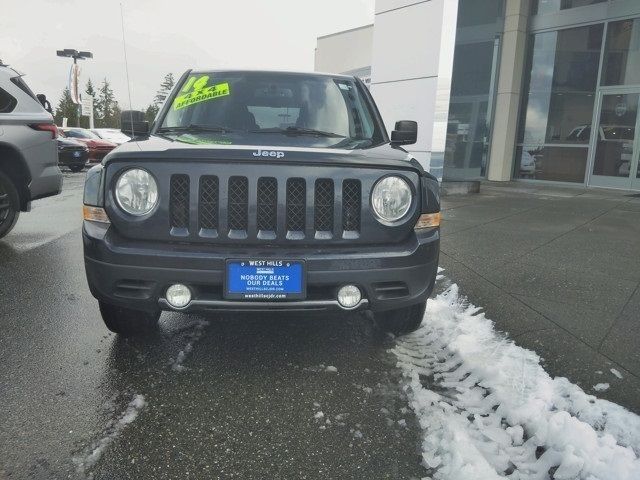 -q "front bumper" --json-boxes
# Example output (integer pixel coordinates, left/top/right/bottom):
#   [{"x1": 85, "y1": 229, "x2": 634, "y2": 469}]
[
  {"x1": 83, "y1": 222, "x2": 439, "y2": 313},
  {"x1": 58, "y1": 150, "x2": 89, "y2": 167}
]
